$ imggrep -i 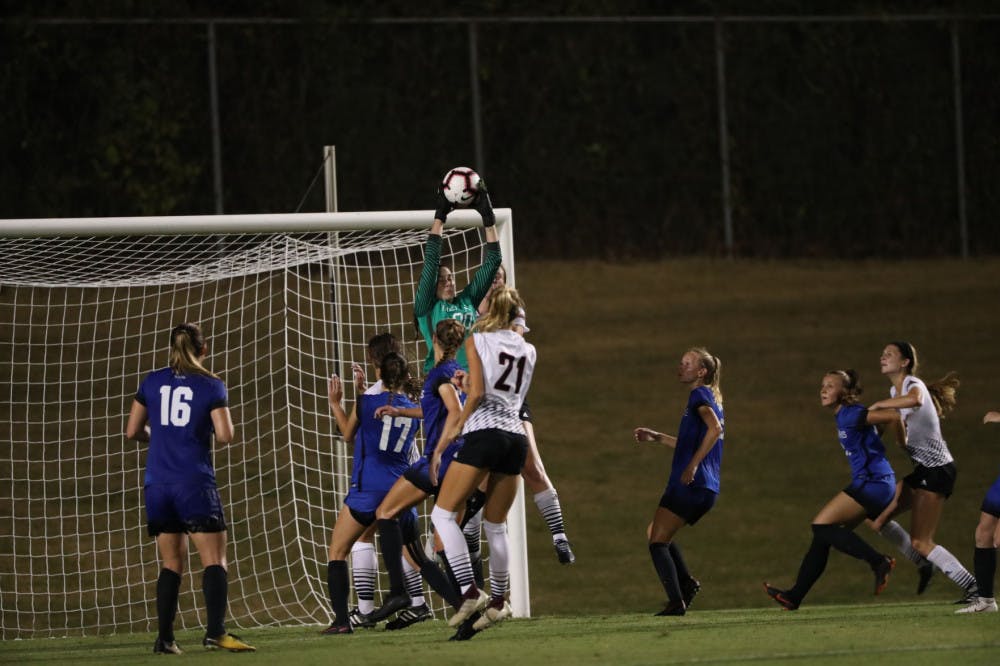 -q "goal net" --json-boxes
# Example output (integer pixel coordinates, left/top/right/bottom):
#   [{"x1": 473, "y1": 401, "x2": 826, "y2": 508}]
[{"x1": 0, "y1": 210, "x2": 527, "y2": 638}]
